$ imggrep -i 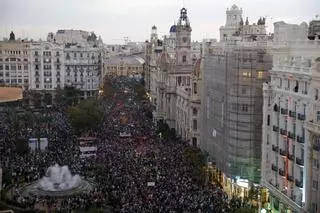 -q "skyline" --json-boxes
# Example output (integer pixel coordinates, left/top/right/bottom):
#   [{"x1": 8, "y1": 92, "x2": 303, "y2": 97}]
[{"x1": 0, "y1": 0, "x2": 319, "y2": 44}]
